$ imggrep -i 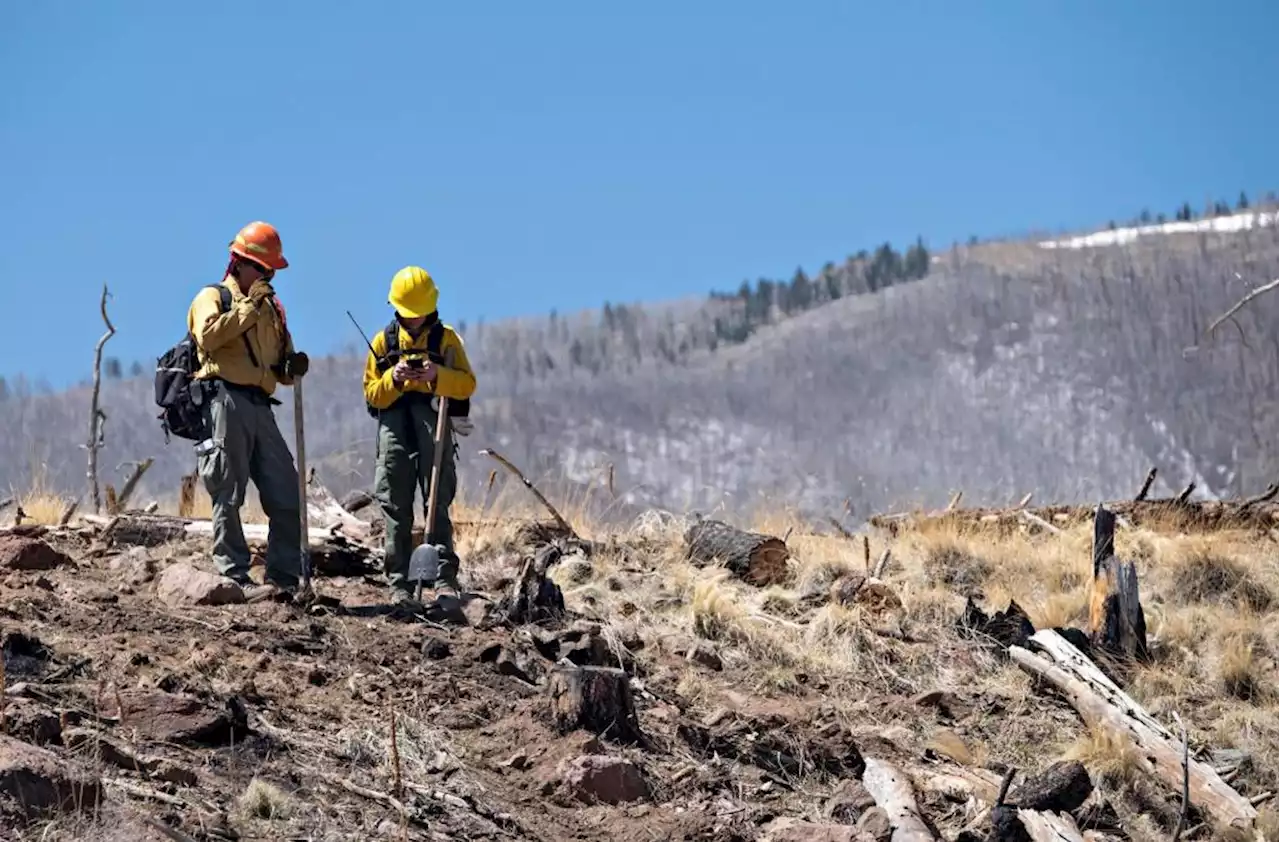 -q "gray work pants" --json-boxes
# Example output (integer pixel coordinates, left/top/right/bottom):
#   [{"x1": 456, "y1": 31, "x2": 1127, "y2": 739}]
[
  {"x1": 374, "y1": 397, "x2": 458, "y2": 596},
  {"x1": 197, "y1": 382, "x2": 302, "y2": 589}
]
